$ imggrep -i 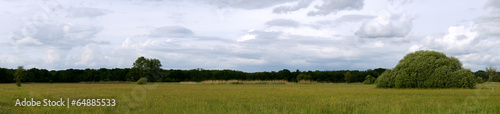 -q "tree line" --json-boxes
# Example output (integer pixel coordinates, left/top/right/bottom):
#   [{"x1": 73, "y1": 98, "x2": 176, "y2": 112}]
[
  {"x1": 0, "y1": 67, "x2": 390, "y2": 83},
  {"x1": 1, "y1": 56, "x2": 499, "y2": 84}
]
